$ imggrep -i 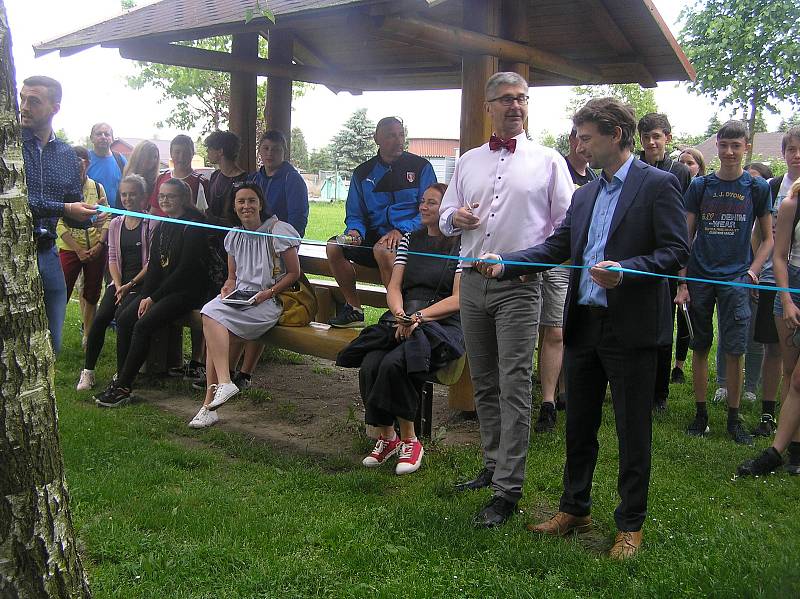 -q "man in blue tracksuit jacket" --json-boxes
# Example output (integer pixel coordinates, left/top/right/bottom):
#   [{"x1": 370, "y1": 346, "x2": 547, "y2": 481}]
[{"x1": 327, "y1": 116, "x2": 437, "y2": 327}]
